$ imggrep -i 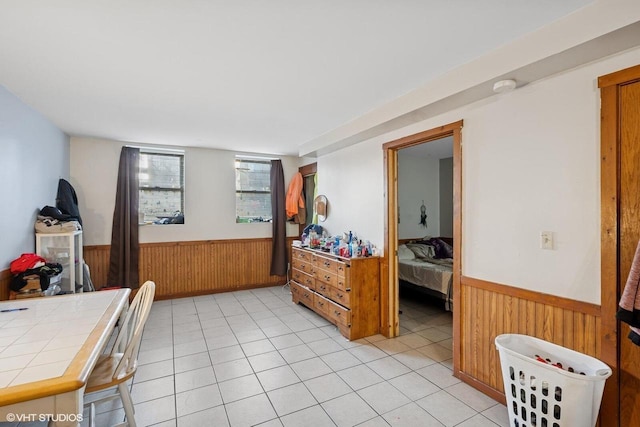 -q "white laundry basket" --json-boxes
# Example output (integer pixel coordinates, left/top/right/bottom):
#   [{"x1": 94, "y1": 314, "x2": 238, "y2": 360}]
[{"x1": 495, "y1": 334, "x2": 611, "y2": 427}]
